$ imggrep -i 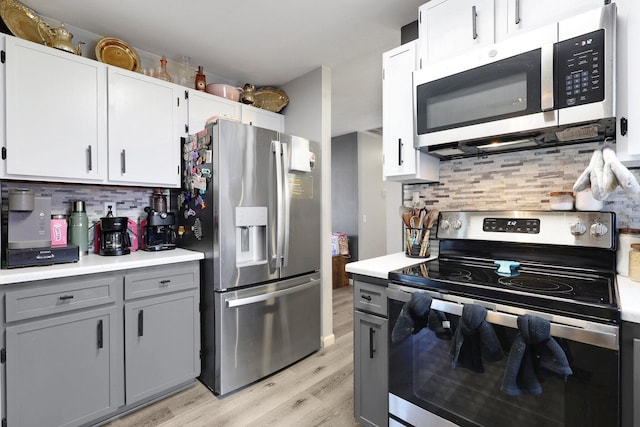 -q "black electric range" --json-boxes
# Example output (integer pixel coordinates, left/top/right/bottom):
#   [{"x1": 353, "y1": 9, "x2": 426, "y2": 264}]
[{"x1": 389, "y1": 210, "x2": 619, "y2": 324}]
